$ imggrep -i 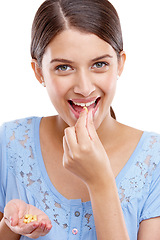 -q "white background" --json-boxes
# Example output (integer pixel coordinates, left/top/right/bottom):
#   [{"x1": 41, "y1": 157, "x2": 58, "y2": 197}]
[{"x1": 0, "y1": 1, "x2": 160, "y2": 133}]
